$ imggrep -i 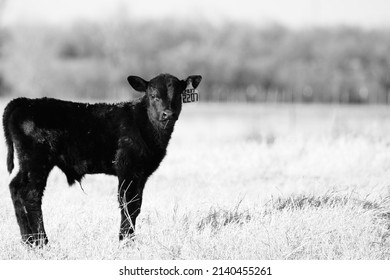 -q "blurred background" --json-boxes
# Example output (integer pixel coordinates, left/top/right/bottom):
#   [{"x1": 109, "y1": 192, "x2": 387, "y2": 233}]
[{"x1": 1, "y1": 0, "x2": 390, "y2": 103}]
